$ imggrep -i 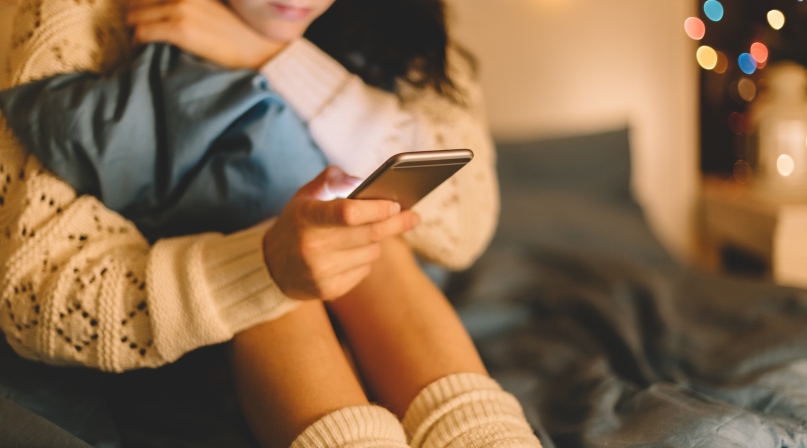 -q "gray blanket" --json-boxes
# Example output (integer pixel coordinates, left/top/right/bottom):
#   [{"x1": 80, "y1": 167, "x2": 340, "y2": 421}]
[{"x1": 457, "y1": 129, "x2": 807, "y2": 447}]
